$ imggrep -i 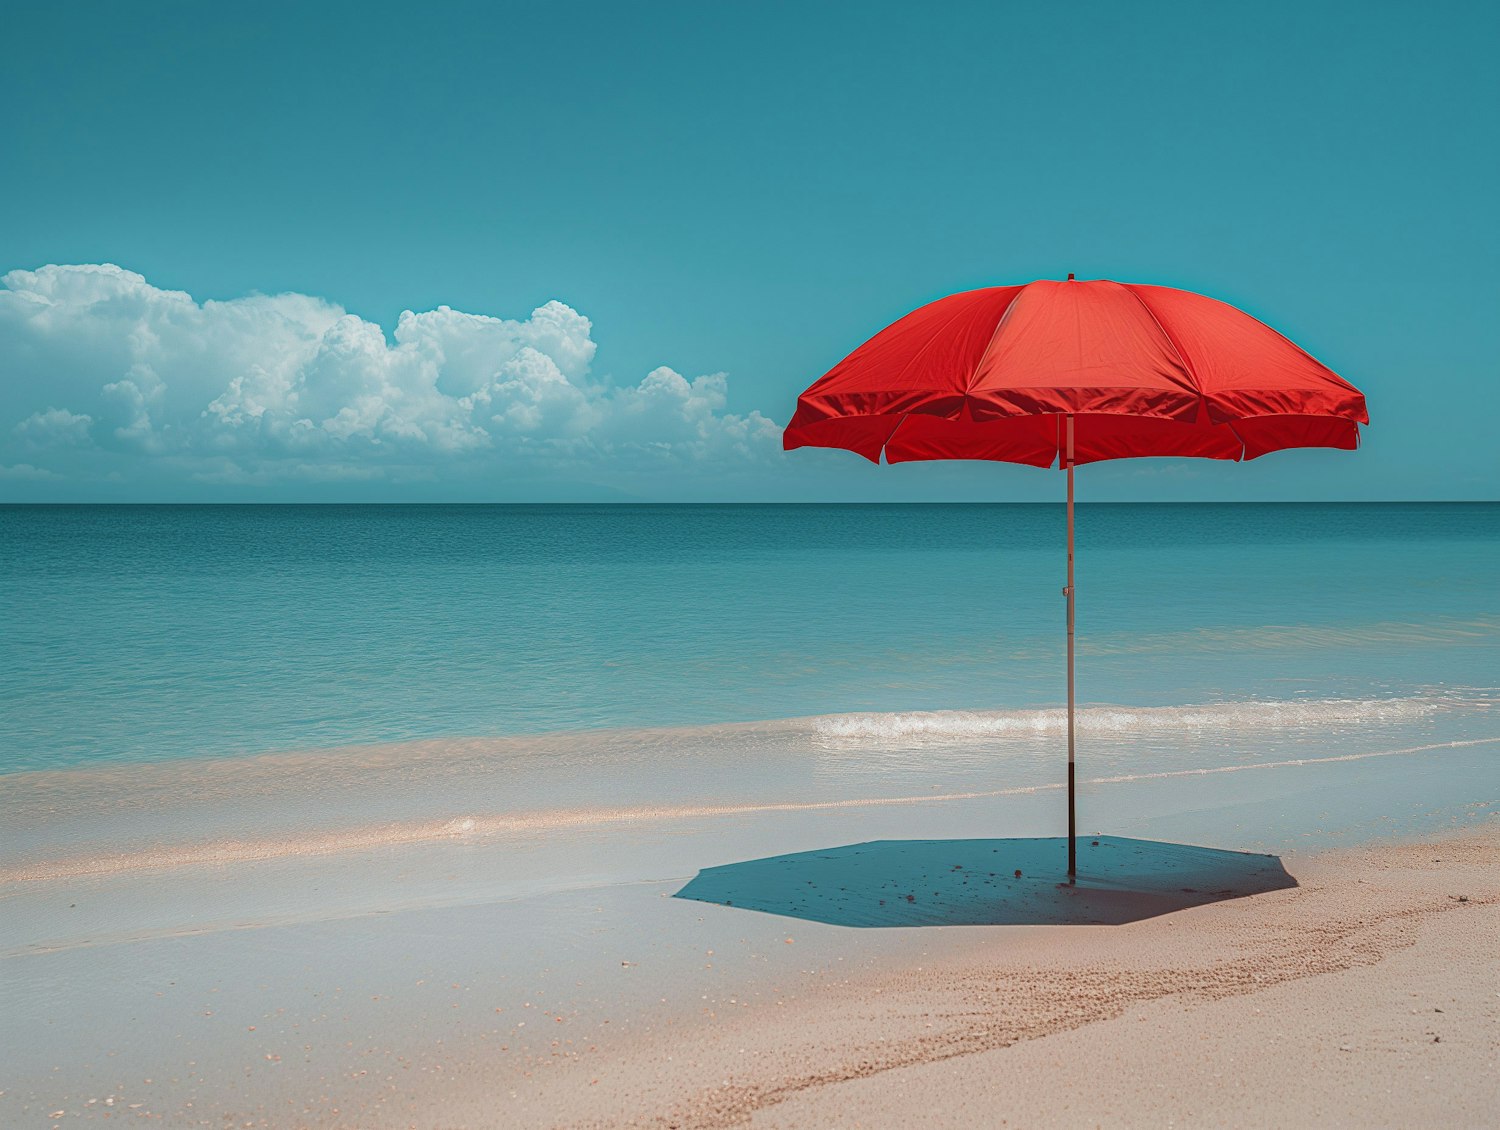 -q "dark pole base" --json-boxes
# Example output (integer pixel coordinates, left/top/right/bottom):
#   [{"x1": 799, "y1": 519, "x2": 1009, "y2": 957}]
[{"x1": 1067, "y1": 761, "x2": 1077, "y2": 880}]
